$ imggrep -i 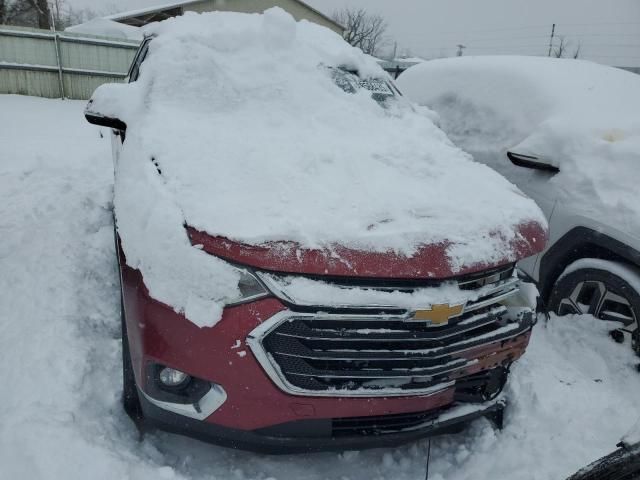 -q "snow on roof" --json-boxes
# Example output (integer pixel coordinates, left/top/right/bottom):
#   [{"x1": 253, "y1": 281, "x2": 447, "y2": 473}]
[
  {"x1": 104, "y1": 0, "x2": 343, "y2": 31},
  {"x1": 104, "y1": 0, "x2": 201, "y2": 21},
  {"x1": 377, "y1": 56, "x2": 426, "y2": 70},
  {"x1": 87, "y1": 10, "x2": 545, "y2": 327},
  {"x1": 398, "y1": 55, "x2": 640, "y2": 232},
  {"x1": 394, "y1": 56, "x2": 427, "y2": 64},
  {"x1": 65, "y1": 18, "x2": 143, "y2": 41},
  {"x1": 400, "y1": 55, "x2": 640, "y2": 133}
]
